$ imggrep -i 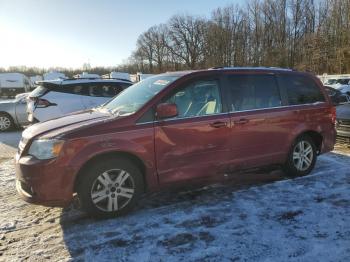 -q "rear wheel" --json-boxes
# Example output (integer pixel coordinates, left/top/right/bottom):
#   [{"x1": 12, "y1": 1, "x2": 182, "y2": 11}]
[
  {"x1": 0, "y1": 113, "x2": 14, "y2": 131},
  {"x1": 77, "y1": 157, "x2": 144, "y2": 218},
  {"x1": 283, "y1": 135, "x2": 317, "y2": 177}
]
